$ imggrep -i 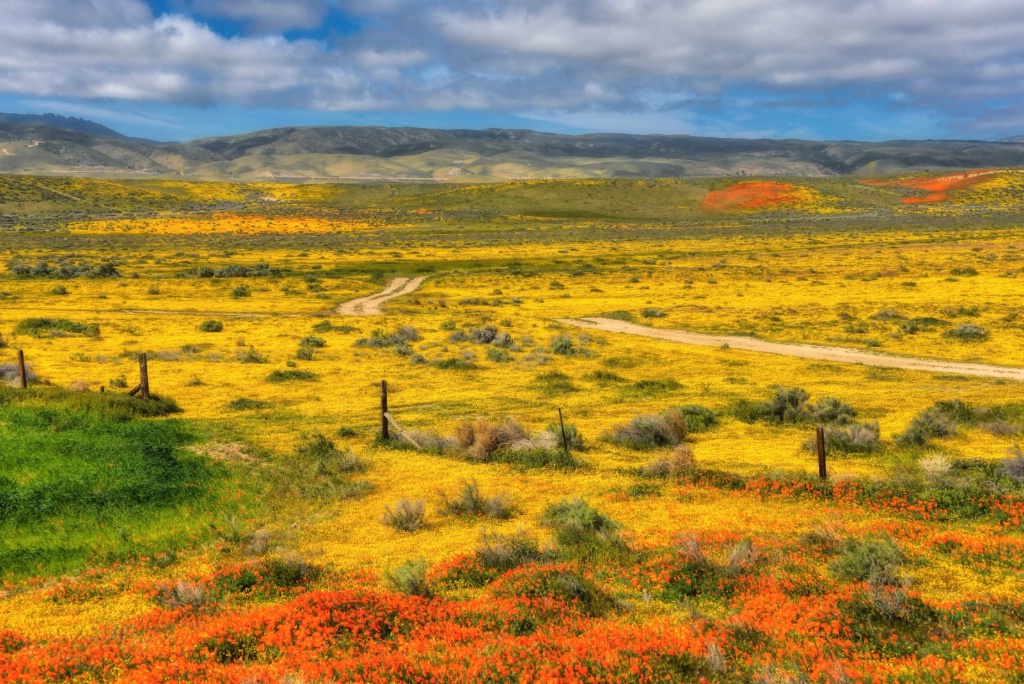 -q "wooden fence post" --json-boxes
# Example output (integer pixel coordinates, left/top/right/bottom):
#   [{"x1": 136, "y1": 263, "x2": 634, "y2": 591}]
[
  {"x1": 17, "y1": 349, "x2": 27, "y2": 389},
  {"x1": 139, "y1": 353, "x2": 150, "y2": 401},
  {"x1": 558, "y1": 408, "x2": 570, "y2": 455},
  {"x1": 816, "y1": 426, "x2": 827, "y2": 479},
  {"x1": 380, "y1": 380, "x2": 389, "y2": 441}
]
